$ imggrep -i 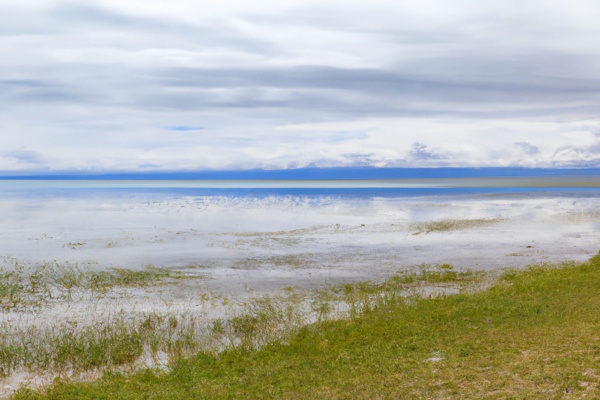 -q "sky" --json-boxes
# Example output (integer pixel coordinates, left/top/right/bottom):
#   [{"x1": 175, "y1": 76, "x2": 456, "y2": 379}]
[{"x1": 1, "y1": 0, "x2": 600, "y2": 173}]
